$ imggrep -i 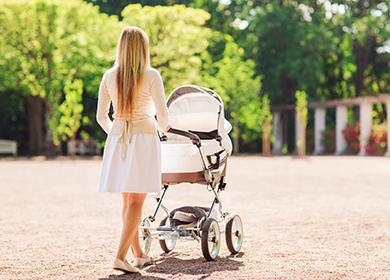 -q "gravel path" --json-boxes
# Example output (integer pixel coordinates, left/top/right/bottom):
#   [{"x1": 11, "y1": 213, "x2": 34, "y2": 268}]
[{"x1": 0, "y1": 156, "x2": 389, "y2": 280}]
